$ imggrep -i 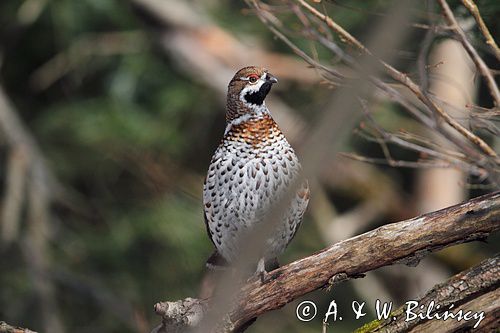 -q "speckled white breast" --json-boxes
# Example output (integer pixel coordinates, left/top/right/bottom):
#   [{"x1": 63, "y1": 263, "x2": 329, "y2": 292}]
[{"x1": 203, "y1": 114, "x2": 309, "y2": 263}]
